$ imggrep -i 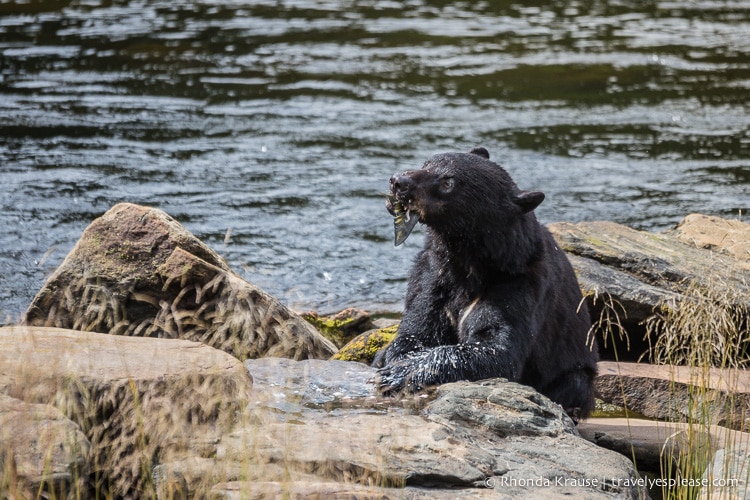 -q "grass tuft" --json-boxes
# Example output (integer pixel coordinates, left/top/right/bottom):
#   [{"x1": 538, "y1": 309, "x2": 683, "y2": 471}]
[{"x1": 644, "y1": 279, "x2": 750, "y2": 500}]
